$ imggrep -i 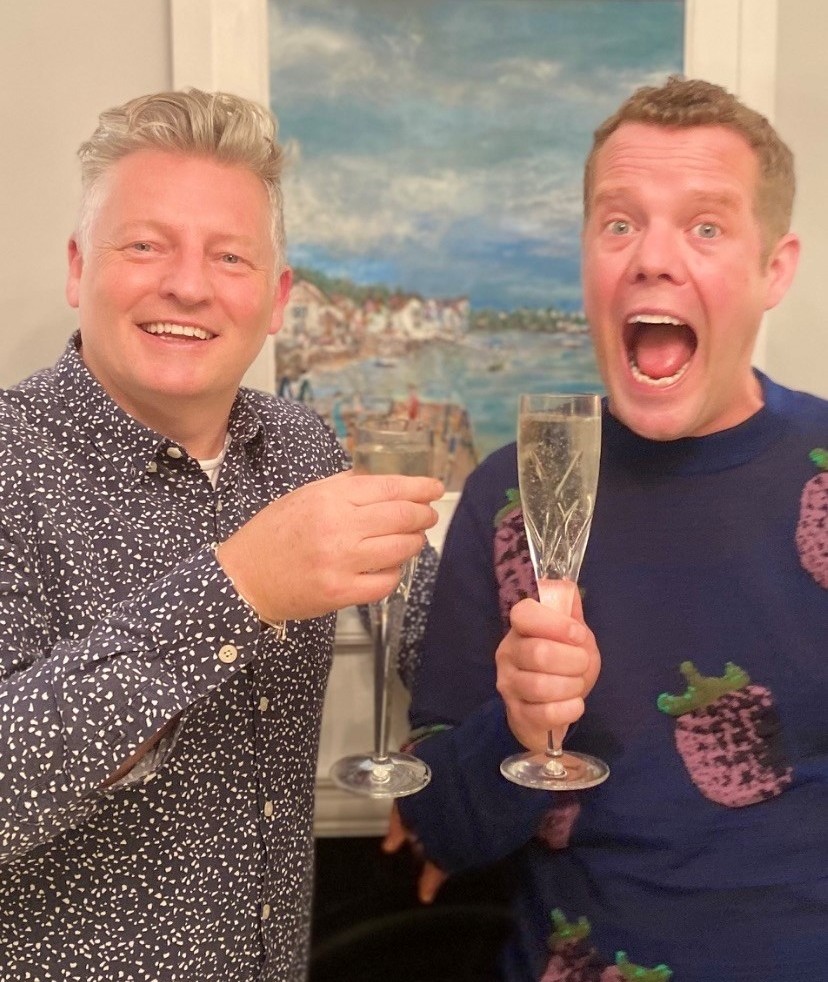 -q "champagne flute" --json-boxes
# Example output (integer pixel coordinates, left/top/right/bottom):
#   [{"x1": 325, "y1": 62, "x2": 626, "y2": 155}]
[
  {"x1": 330, "y1": 425, "x2": 433, "y2": 797},
  {"x1": 500, "y1": 393, "x2": 609, "y2": 791}
]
